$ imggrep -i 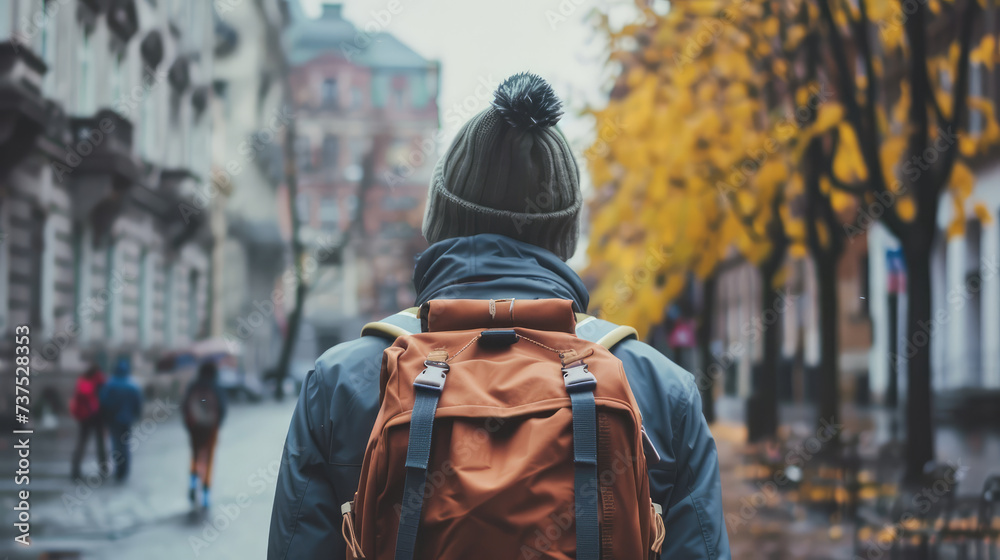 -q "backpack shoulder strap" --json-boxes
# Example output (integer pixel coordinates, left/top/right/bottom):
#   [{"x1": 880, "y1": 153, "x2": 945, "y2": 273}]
[
  {"x1": 574, "y1": 313, "x2": 639, "y2": 350},
  {"x1": 360, "y1": 307, "x2": 421, "y2": 339}
]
